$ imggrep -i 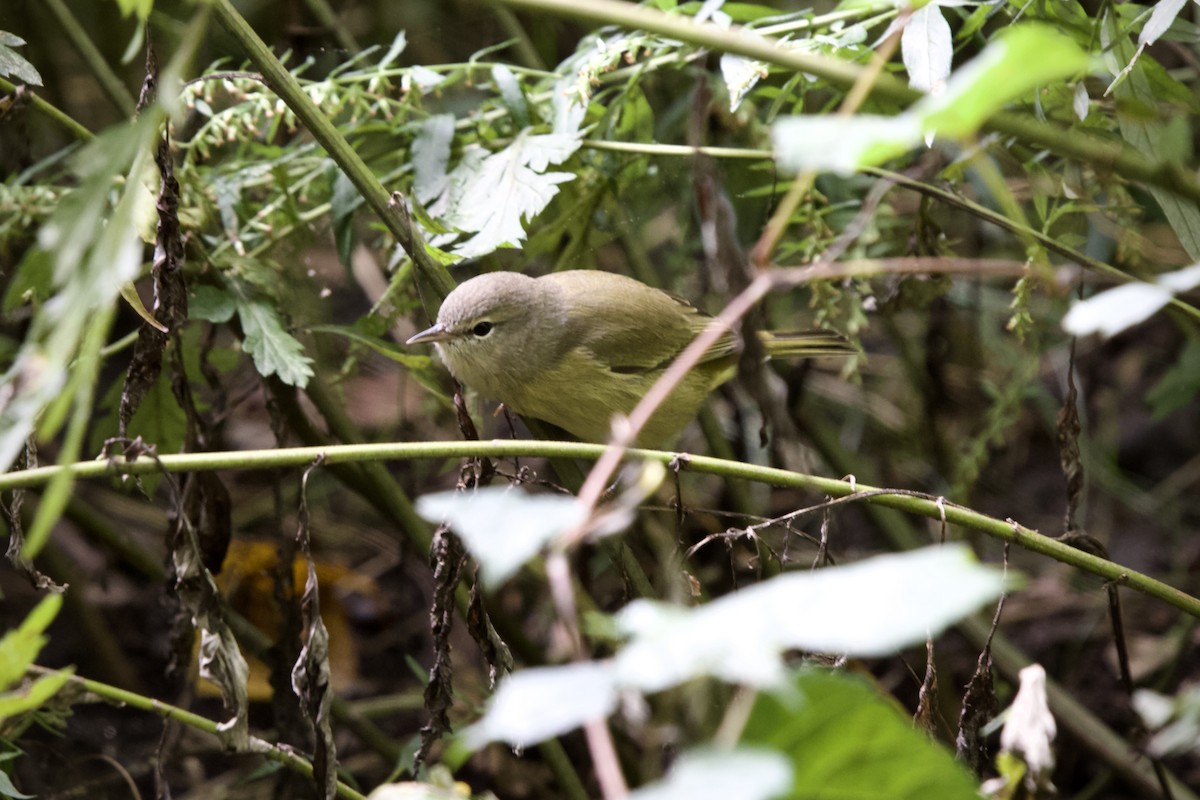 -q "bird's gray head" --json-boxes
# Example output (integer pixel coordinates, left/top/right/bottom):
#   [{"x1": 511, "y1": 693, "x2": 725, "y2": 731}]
[{"x1": 406, "y1": 272, "x2": 562, "y2": 392}]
